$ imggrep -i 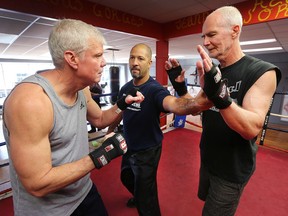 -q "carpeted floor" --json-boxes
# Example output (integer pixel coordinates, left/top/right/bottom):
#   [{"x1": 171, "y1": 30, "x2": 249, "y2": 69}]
[
  {"x1": 89, "y1": 128, "x2": 288, "y2": 216},
  {"x1": 1, "y1": 128, "x2": 288, "y2": 215}
]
